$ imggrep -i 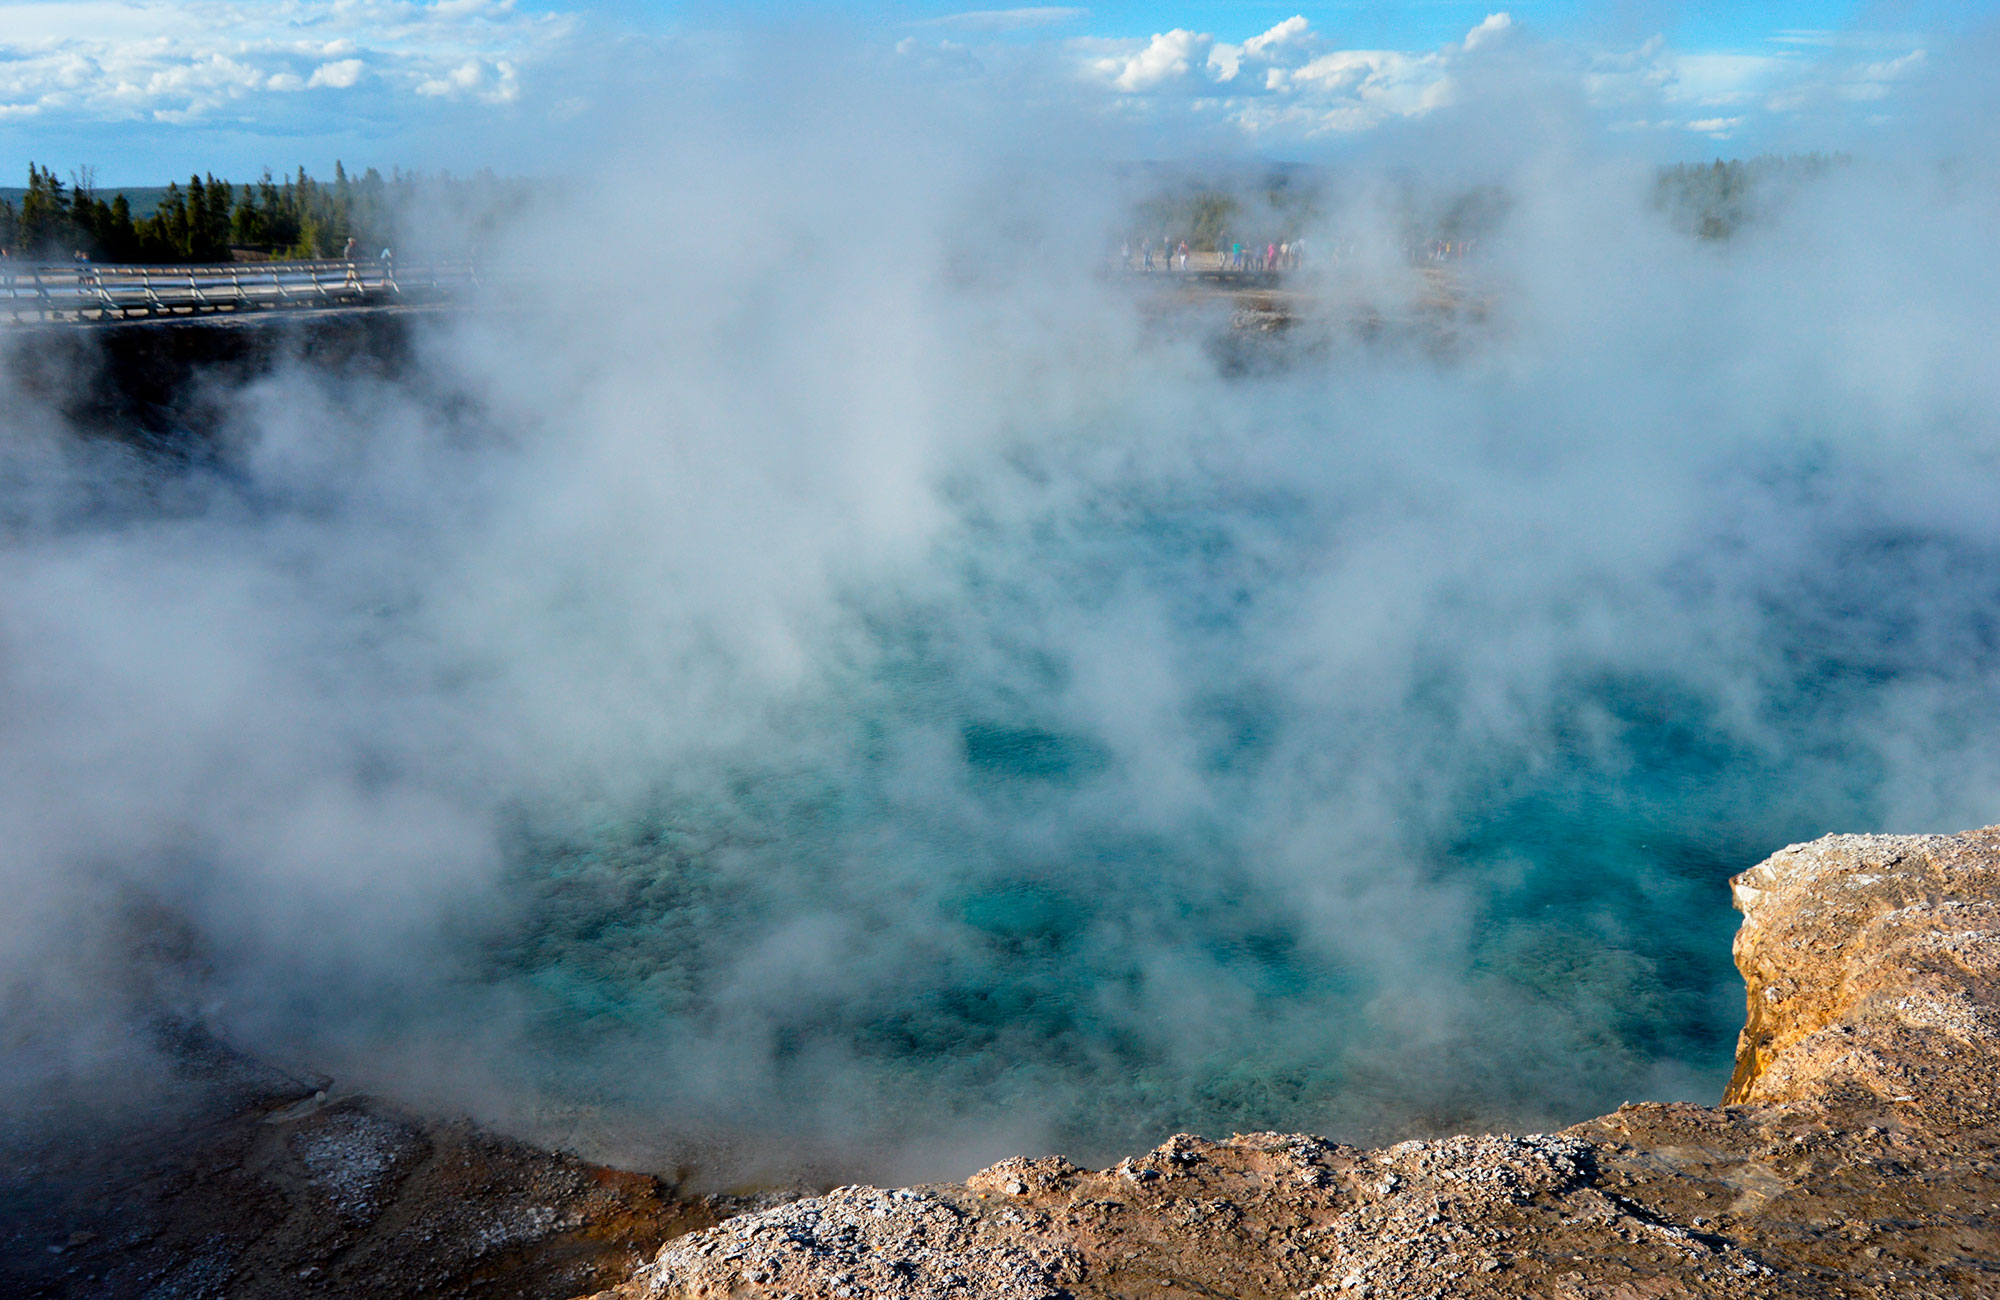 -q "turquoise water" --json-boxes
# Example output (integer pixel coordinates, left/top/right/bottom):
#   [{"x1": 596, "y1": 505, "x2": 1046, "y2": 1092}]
[{"x1": 472, "y1": 425, "x2": 1990, "y2": 1165}]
